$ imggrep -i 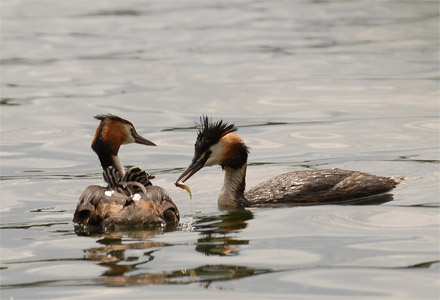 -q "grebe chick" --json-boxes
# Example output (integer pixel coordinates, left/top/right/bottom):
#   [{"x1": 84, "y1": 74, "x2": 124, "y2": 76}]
[
  {"x1": 73, "y1": 115, "x2": 179, "y2": 227},
  {"x1": 176, "y1": 116, "x2": 401, "y2": 207}
]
